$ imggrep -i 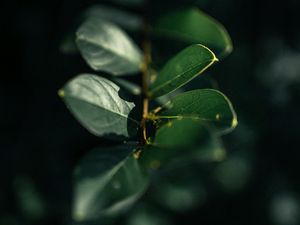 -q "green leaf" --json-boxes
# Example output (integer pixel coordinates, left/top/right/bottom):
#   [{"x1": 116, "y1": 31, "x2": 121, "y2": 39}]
[
  {"x1": 159, "y1": 89, "x2": 237, "y2": 134},
  {"x1": 158, "y1": 89, "x2": 237, "y2": 134},
  {"x1": 76, "y1": 17, "x2": 143, "y2": 75},
  {"x1": 155, "y1": 76, "x2": 217, "y2": 105},
  {"x1": 83, "y1": 4, "x2": 142, "y2": 31},
  {"x1": 140, "y1": 119, "x2": 224, "y2": 170},
  {"x1": 149, "y1": 44, "x2": 218, "y2": 98},
  {"x1": 73, "y1": 145, "x2": 149, "y2": 221},
  {"x1": 154, "y1": 7, "x2": 233, "y2": 58},
  {"x1": 59, "y1": 74, "x2": 139, "y2": 138}
]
